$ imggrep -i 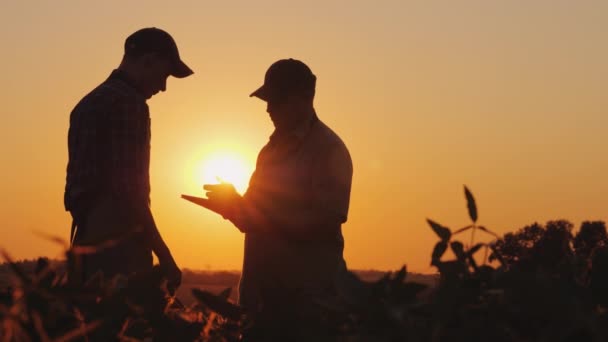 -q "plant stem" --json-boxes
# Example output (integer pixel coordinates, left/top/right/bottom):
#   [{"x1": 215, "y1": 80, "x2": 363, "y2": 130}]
[{"x1": 470, "y1": 225, "x2": 477, "y2": 248}]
